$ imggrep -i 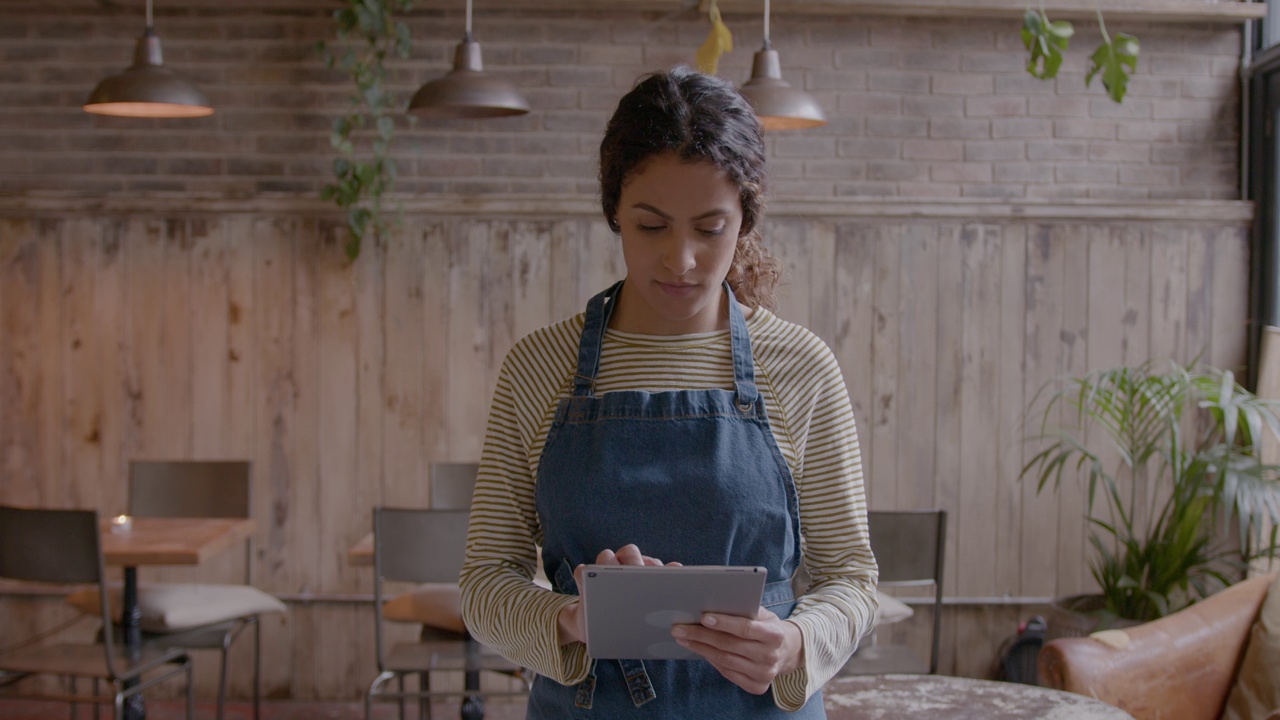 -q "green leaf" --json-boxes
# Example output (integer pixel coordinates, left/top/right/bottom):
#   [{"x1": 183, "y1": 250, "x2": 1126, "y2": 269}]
[
  {"x1": 1021, "y1": 9, "x2": 1073, "y2": 80},
  {"x1": 1086, "y1": 32, "x2": 1139, "y2": 103}
]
